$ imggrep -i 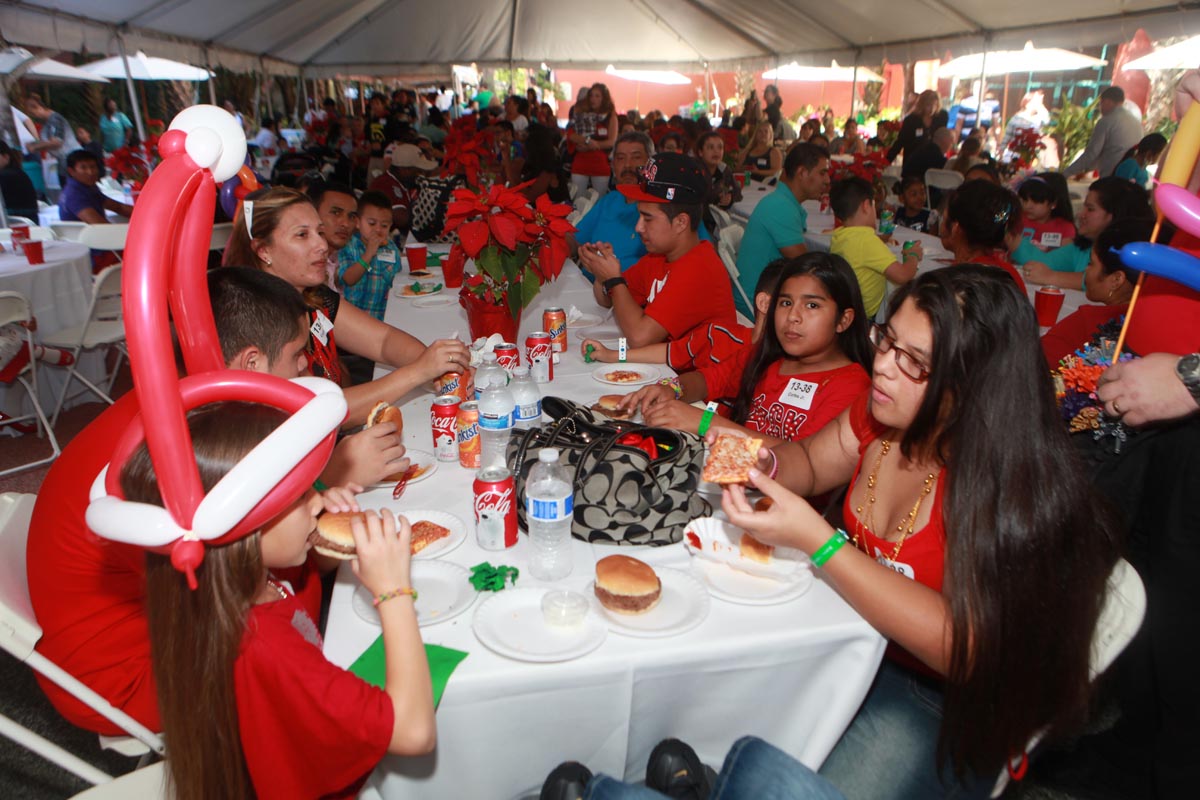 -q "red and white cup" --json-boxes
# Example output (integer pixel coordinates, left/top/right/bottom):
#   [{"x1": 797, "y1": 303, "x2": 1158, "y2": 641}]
[
  {"x1": 23, "y1": 239, "x2": 44, "y2": 265},
  {"x1": 1034, "y1": 286, "x2": 1065, "y2": 327},
  {"x1": 406, "y1": 243, "x2": 428, "y2": 272}
]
